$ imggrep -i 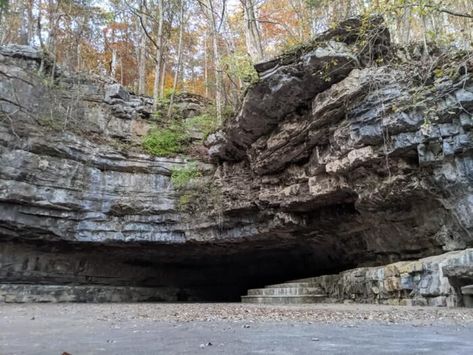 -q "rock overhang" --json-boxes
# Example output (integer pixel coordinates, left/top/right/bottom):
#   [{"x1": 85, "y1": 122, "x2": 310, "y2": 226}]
[{"x1": 1, "y1": 16, "x2": 473, "y2": 301}]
